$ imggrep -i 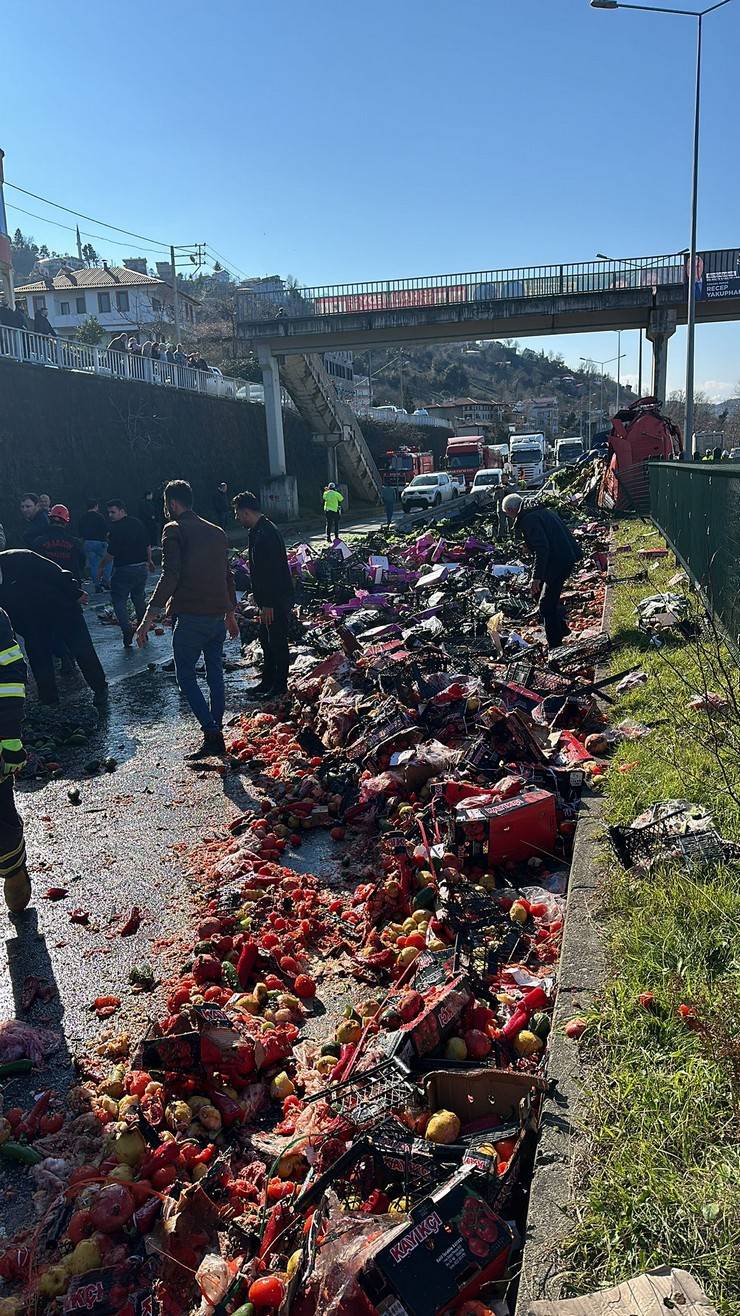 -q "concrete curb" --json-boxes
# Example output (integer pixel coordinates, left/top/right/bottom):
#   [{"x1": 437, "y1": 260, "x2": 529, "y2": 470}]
[{"x1": 515, "y1": 582, "x2": 615, "y2": 1314}]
